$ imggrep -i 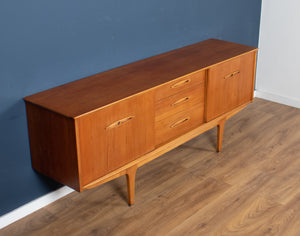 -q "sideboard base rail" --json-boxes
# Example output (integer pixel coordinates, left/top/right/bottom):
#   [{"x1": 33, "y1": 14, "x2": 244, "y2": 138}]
[{"x1": 83, "y1": 103, "x2": 249, "y2": 205}]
